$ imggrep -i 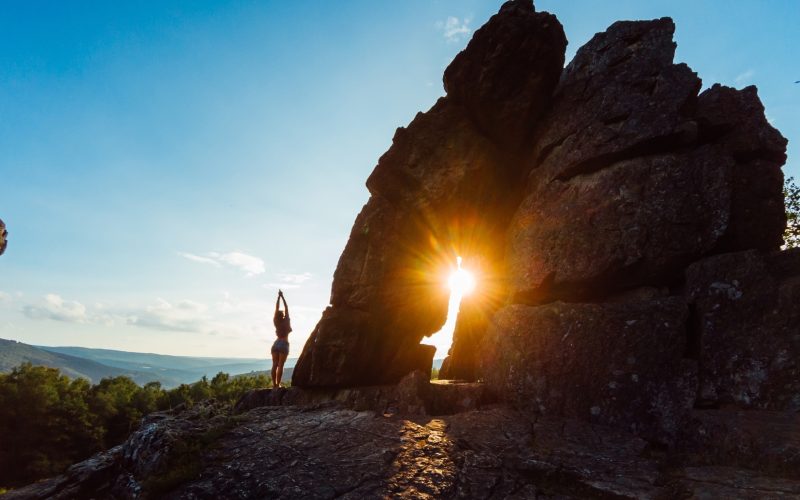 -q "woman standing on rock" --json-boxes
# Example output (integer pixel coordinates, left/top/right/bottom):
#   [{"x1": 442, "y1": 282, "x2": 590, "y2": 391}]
[{"x1": 271, "y1": 290, "x2": 292, "y2": 388}]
